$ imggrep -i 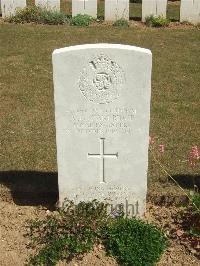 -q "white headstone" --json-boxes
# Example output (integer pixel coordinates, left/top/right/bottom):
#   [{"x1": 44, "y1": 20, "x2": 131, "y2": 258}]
[
  {"x1": 72, "y1": 0, "x2": 97, "y2": 18},
  {"x1": 180, "y1": 0, "x2": 200, "y2": 24},
  {"x1": 142, "y1": 0, "x2": 168, "y2": 22},
  {"x1": 1, "y1": 0, "x2": 26, "y2": 18},
  {"x1": 105, "y1": 0, "x2": 129, "y2": 21},
  {"x1": 35, "y1": 0, "x2": 60, "y2": 12},
  {"x1": 53, "y1": 44, "x2": 152, "y2": 217}
]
